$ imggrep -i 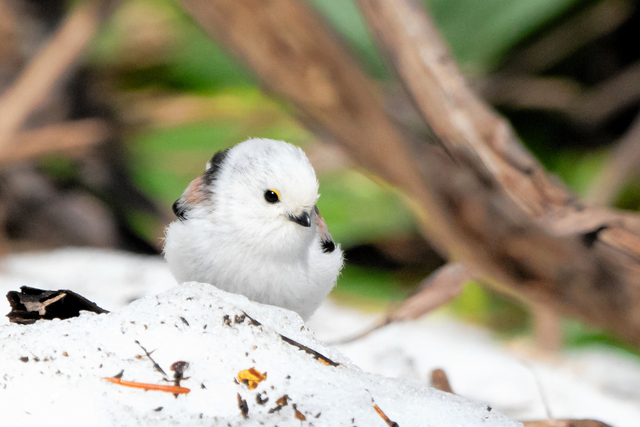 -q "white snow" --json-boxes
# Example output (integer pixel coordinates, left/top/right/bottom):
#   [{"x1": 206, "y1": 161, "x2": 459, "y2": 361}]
[
  {"x1": 309, "y1": 306, "x2": 640, "y2": 426},
  {"x1": 0, "y1": 248, "x2": 639, "y2": 426},
  {"x1": 0, "y1": 273, "x2": 515, "y2": 425}
]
